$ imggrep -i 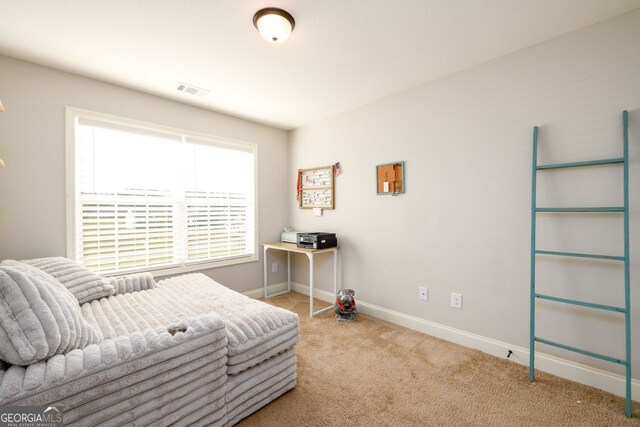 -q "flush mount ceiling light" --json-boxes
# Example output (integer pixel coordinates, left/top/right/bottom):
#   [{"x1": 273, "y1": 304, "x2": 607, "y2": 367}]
[{"x1": 253, "y1": 8, "x2": 295, "y2": 44}]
